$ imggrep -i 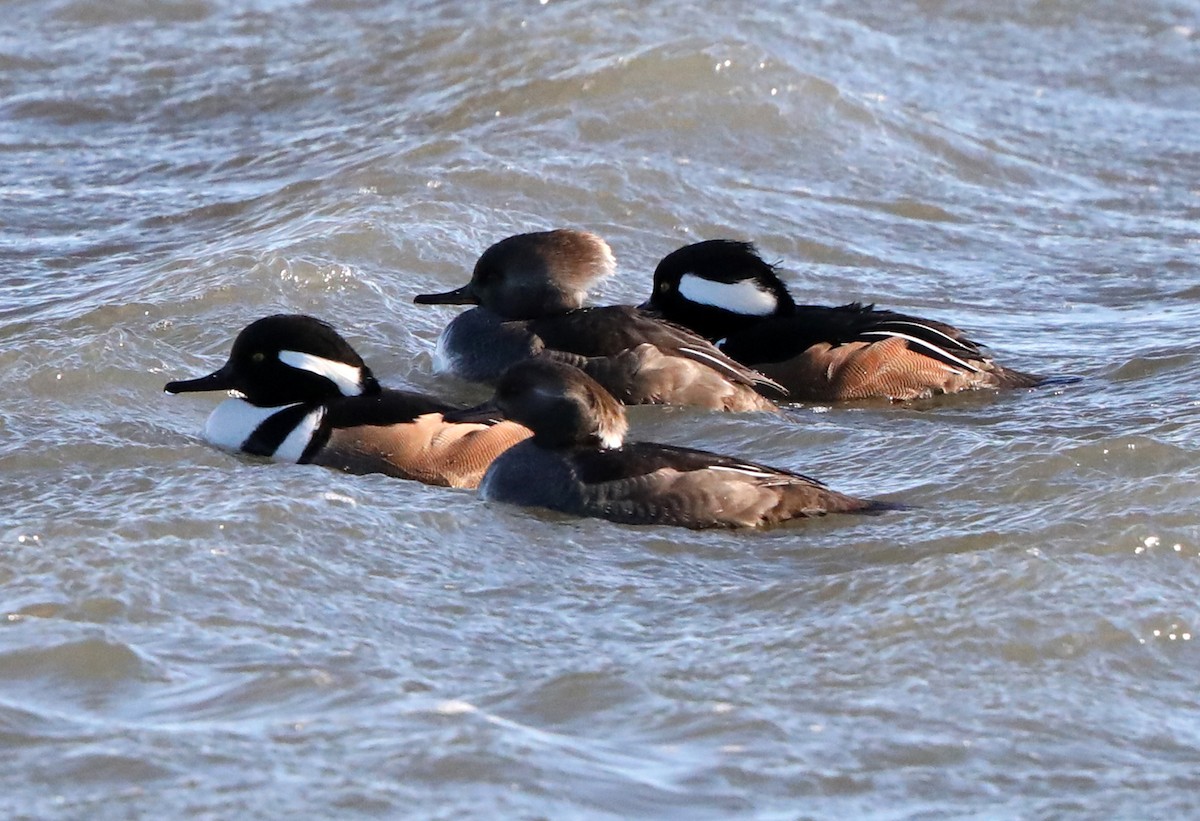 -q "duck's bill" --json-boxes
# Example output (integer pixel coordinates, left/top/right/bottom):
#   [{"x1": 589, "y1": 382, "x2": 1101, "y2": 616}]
[
  {"x1": 442, "y1": 400, "x2": 503, "y2": 424},
  {"x1": 413, "y1": 284, "x2": 478, "y2": 305},
  {"x1": 164, "y1": 364, "x2": 235, "y2": 395}
]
